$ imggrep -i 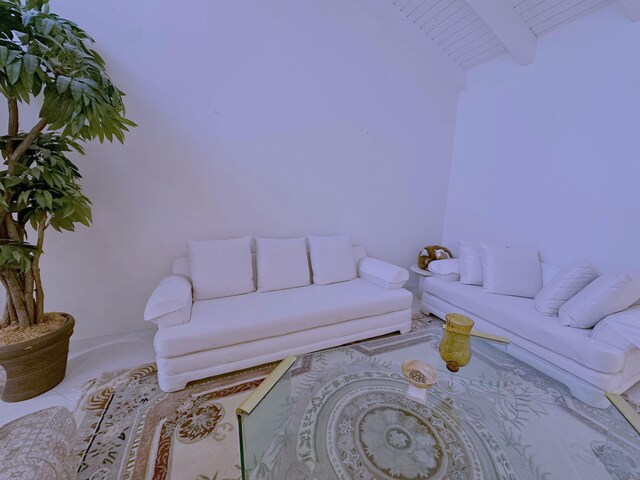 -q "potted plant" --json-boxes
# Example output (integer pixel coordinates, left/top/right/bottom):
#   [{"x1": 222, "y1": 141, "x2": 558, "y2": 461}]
[{"x1": 0, "y1": 0, "x2": 135, "y2": 401}]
